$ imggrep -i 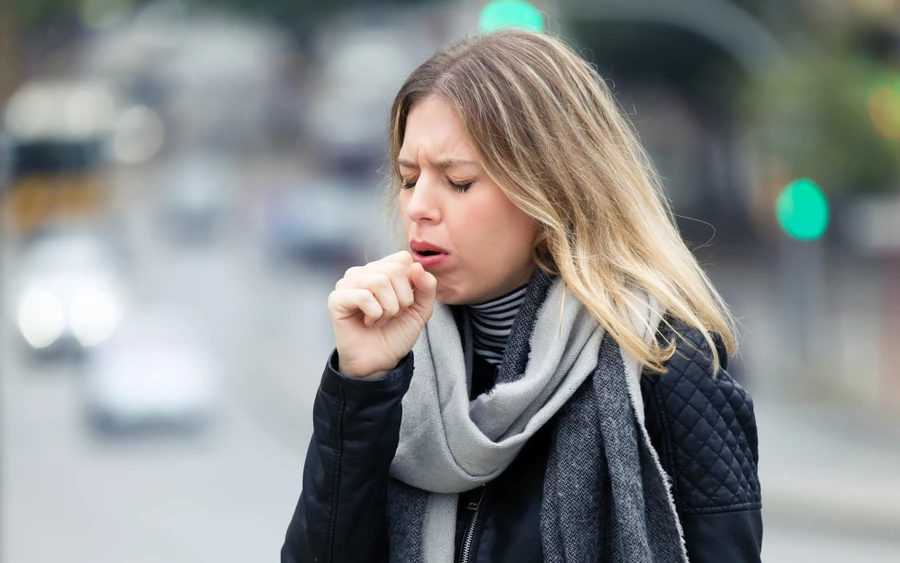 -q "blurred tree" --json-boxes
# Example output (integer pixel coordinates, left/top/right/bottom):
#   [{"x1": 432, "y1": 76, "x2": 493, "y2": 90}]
[
  {"x1": 15, "y1": 0, "x2": 75, "y2": 29},
  {"x1": 741, "y1": 51, "x2": 898, "y2": 197},
  {"x1": 184, "y1": 0, "x2": 432, "y2": 36},
  {"x1": 0, "y1": 0, "x2": 16, "y2": 100}
]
